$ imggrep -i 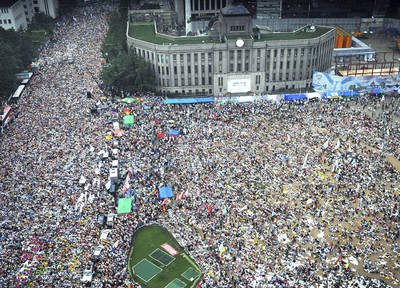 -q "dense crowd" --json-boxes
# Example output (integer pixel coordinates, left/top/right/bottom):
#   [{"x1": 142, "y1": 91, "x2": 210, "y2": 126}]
[{"x1": 1, "y1": 3, "x2": 400, "y2": 288}]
